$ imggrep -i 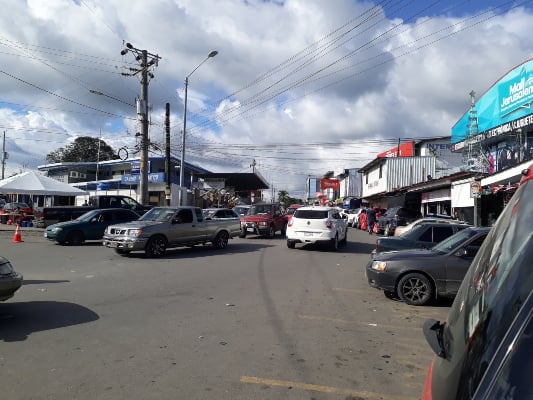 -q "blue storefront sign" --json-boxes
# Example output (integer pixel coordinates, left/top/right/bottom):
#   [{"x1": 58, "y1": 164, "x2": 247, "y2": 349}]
[
  {"x1": 452, "y1": 59, "x2": 533, "y2": 144},
  {"x1": 121, "y1": 172, "x2": 165, "y2": 185}
]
